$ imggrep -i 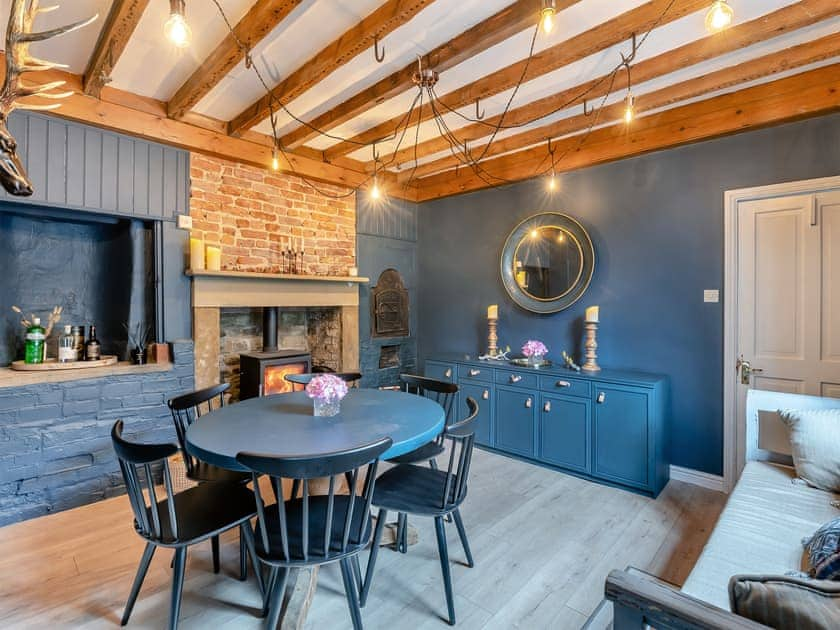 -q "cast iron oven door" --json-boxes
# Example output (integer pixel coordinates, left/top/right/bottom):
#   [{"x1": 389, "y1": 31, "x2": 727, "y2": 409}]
[{"x1": 371, "y1": 268, "x2": 409, "y2": 338}]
